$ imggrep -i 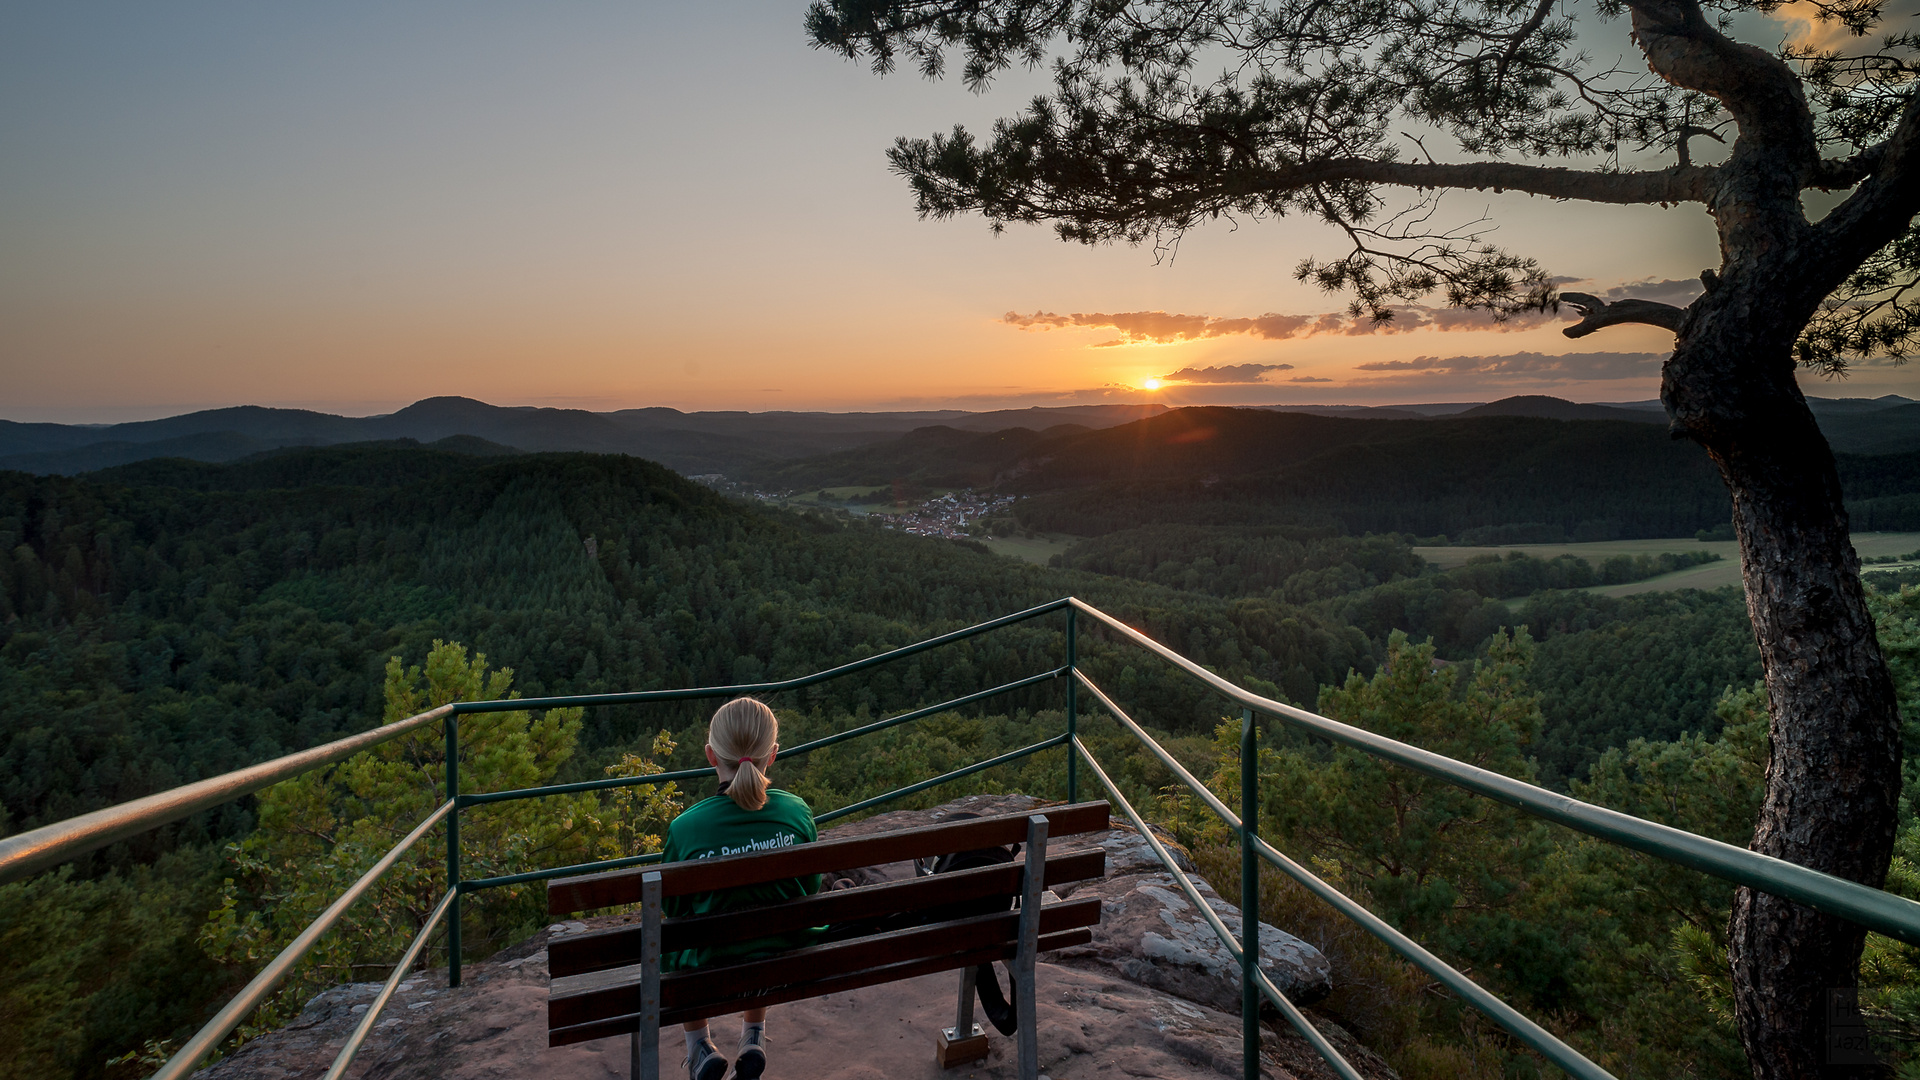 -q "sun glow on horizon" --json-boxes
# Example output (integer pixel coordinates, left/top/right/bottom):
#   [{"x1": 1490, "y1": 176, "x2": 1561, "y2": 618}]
[{"x1": 1142, "y1": 378, "x2": 1163, "y2": 390}]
